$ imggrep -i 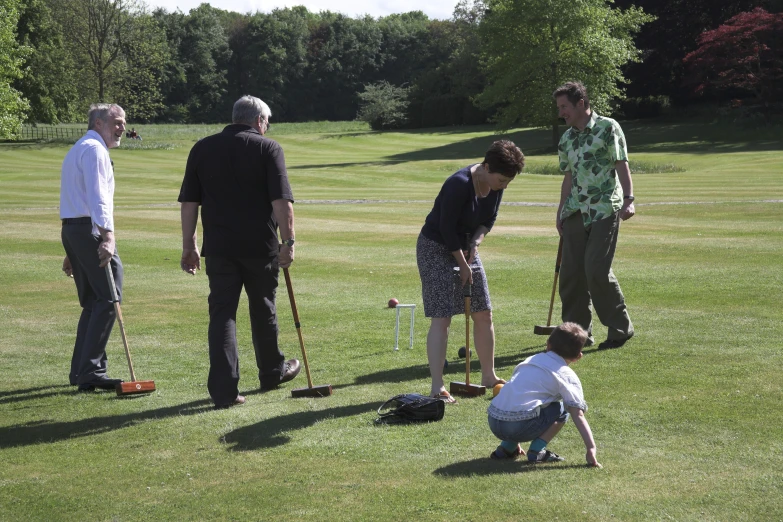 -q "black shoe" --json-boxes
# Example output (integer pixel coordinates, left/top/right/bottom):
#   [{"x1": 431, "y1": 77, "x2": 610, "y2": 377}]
[
  {"x1": 598, "y1": 333, "x2": 634, "y2": 350},
  {"x1": 260, "y1": 359, "x2": 301, "y2": 390},
  {"x1": 77, "y1": 377, "x2": 123, "y2": 392},
  {"x1": 214, "y1": 395, "x2": 246, "y2": 410}
]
